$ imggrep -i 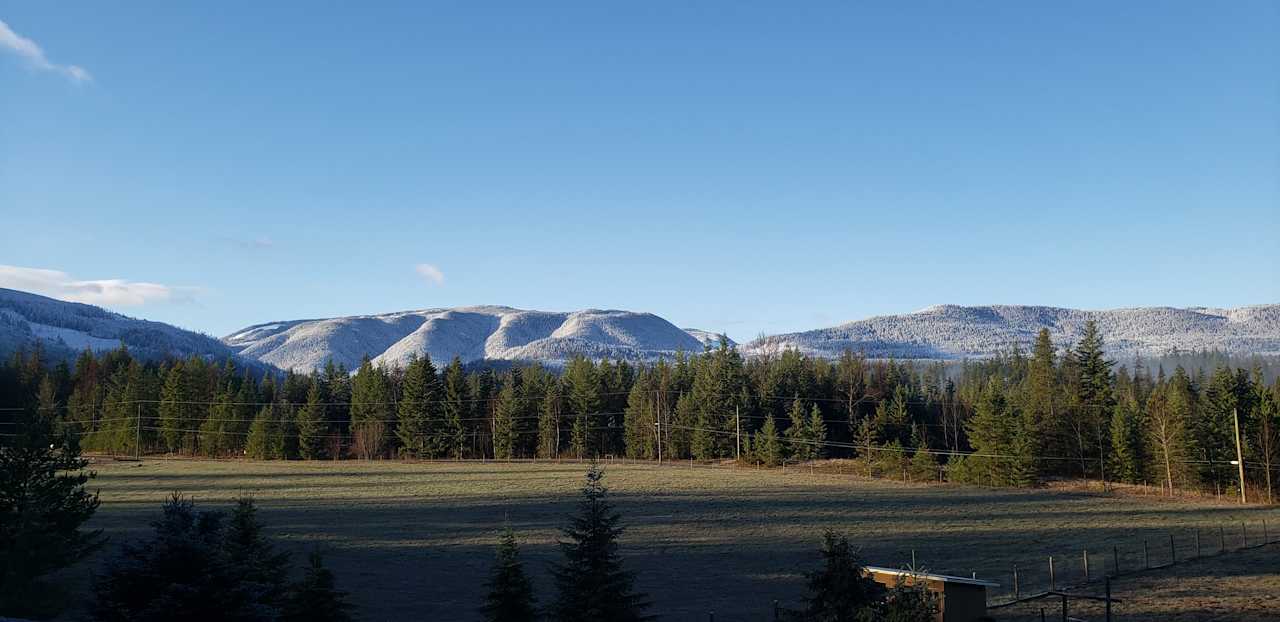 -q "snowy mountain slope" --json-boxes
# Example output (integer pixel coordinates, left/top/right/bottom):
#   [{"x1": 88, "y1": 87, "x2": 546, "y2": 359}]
[
  {"x1": 683, "y1": 329, "x2": 737, "y2": 349},
  {"x1": 743, "y1": 304, "x2": 1280, "y2": 360},
  {"x1": 0, "y1": 288, "x2": 250, "y2": 364},
  {"x1": 224, "y1": 307, "x2": 711, "y2": 372}
]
